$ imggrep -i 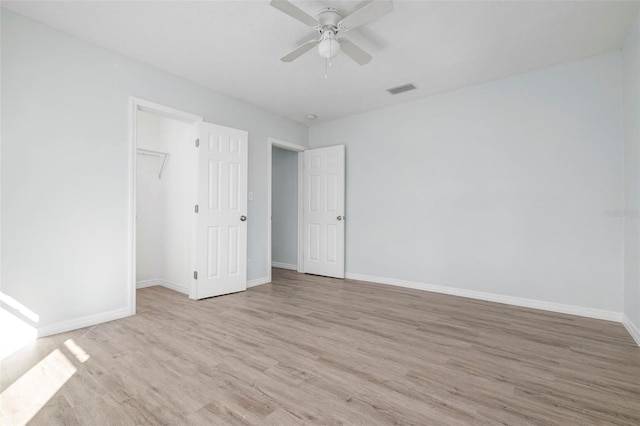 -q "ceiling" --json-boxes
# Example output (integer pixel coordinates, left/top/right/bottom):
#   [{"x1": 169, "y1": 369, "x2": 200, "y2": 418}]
[{"x1": 2, "y1": 0, "x2": 639, "y2": 125}]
